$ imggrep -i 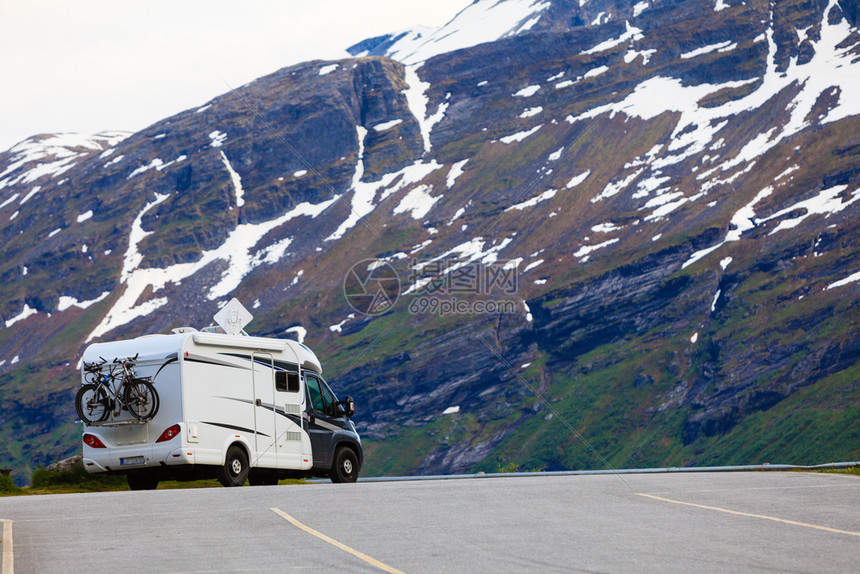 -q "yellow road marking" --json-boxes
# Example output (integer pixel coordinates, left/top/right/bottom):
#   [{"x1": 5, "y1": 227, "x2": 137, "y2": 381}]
[
  {"x1": 1, "y1": 519, "x2": 13, "y2": 574},
  {"x1": 271, "y1": 508, "x2": 405, "y2": 574},
  {"x1": 637, "y1": 493, "x2": 860, "y2": 537}
]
